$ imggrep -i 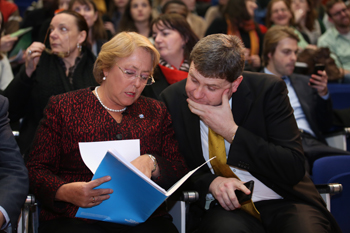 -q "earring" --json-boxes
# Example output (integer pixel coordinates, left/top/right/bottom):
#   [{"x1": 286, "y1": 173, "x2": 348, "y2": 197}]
[
  {"x1": 77, "y1": 43, "x2": 82, "y2": 52},
  {"x1": 103, "y1": 77, "x2": 106, "y2": 81}
]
